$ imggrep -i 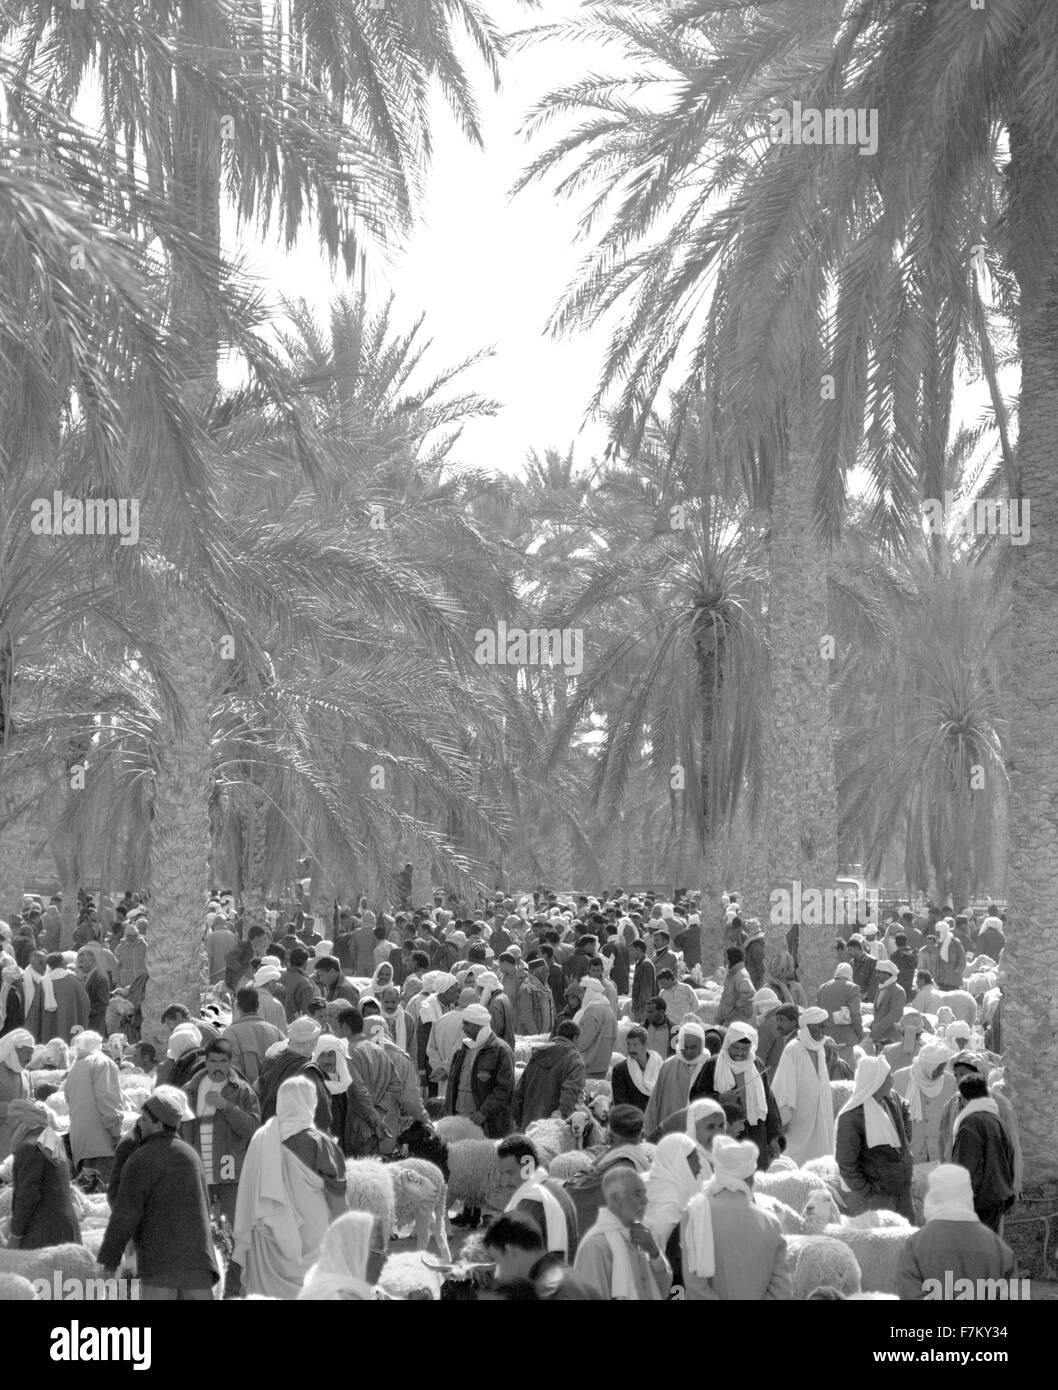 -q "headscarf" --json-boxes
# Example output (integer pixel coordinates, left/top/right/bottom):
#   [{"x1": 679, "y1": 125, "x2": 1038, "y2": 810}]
[
  {"x1": 937, "y1": 919, "x2": 954, "y2": 962},
  {"x1": 166, "y1": 1023, "x2": 202, "y2": 1061},
  {"x1": 0, "y1": 960, "x2": 22, "y2": 1026},
  {"x1": 461, "y1": 1002, "x2": 492, "y2": 1050},
  {"x1": 835, "y1": 962, "x2": 853, "y2": 981},
  {"x1": 573, "y1": 977, "x2": 606, "y2": 1024},
  {"x1": 713, "y1": 1022, "x2": 767, "y2": 1126},
  {"x1": 644, "y1": 1132, "x2": 711, "y2": 1248},
  {"x1": 277, "y1": 1074, "x2": 319, "y2": 1141},
  {"x1": 312, "y1": 1034, "x2": 352, "y2": 1095},
  {"x1": 401, "y1": 974, "x2": 422, "y2": 1006},
  {"x1": 314, "y1": 941, "x2": 335, "y2": 959},
  {"x1": 943, "y1": 1021, "x2": 972, "y2": 1051},
  {"x1": 41, "y1": 960, "x2": 71, "y2": 1013},
  {"x1": 923, "y1": 1164, "x2": 979, "y2": 1223},
  {"x1": 505, "y1": 1165, "x2": 568, "y2": 1256},
  {"x1": 686, "y1": 1097, "x2": 725, "y2": 1139},
  {"x1": 797, "y1": 1006, "x2": 828, "y2": 1053},
  {"x1": 74, "y1": 1030, "x2": 104, "y2": 1057},
  {"x1": 369, "y1": 961, "x2": 394, "y2": 991},
  {"x1": 903, "y1": 1040, "x2": 951, "y2": 1122},
  {"x1": 476, "y1": 972, "x2": 503, "y2": 1008},
  {"x1": 418, "y1": 972, "x2": 458, "y2": 1025},
  {"x1": 0, "y1": 1027, "x2": 33, "y2": 1072},
  {"x1": 298, "y1": 1211, "x2": 376, "y2": 1300},
  {"x1": 838, "y1": 1055, "x2": 900, "y2": 1149},
  {"x1": 7, "y1": 1099, "x2": 67, "y2": 1158},
  {"x1": 673, "y1": 1020, "x2": 708, "y2": 1090},
  {"x1": 624, "y1": 1046, "x2": 662, "y2": 1096},
  {"x1": 254, "y1": 963, "x2": 282, "y2": 988},
  {"x1": 288, "y1": 1016, "x2": 322, "y2": 1046},
  {"x1": 683, "y1": 1136, "x2": 759, "y2": 1279},
  {"x1": 752, "y1": 988, "x2": 781, "y2": 1019}
]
